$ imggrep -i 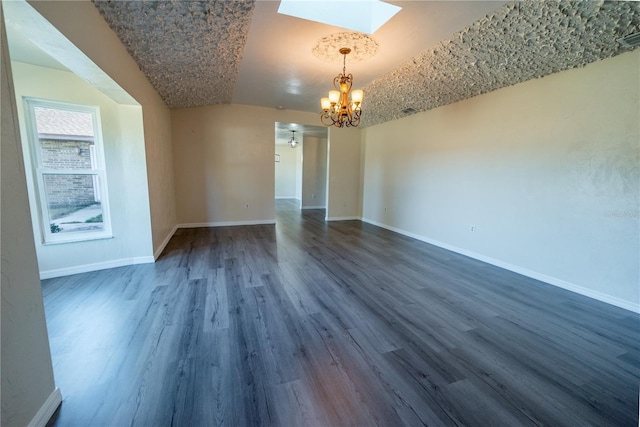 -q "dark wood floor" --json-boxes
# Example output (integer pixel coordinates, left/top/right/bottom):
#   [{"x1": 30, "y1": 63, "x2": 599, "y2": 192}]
[{"x1": 43, "y1": 199, "x2": 639, "y2": 426}]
